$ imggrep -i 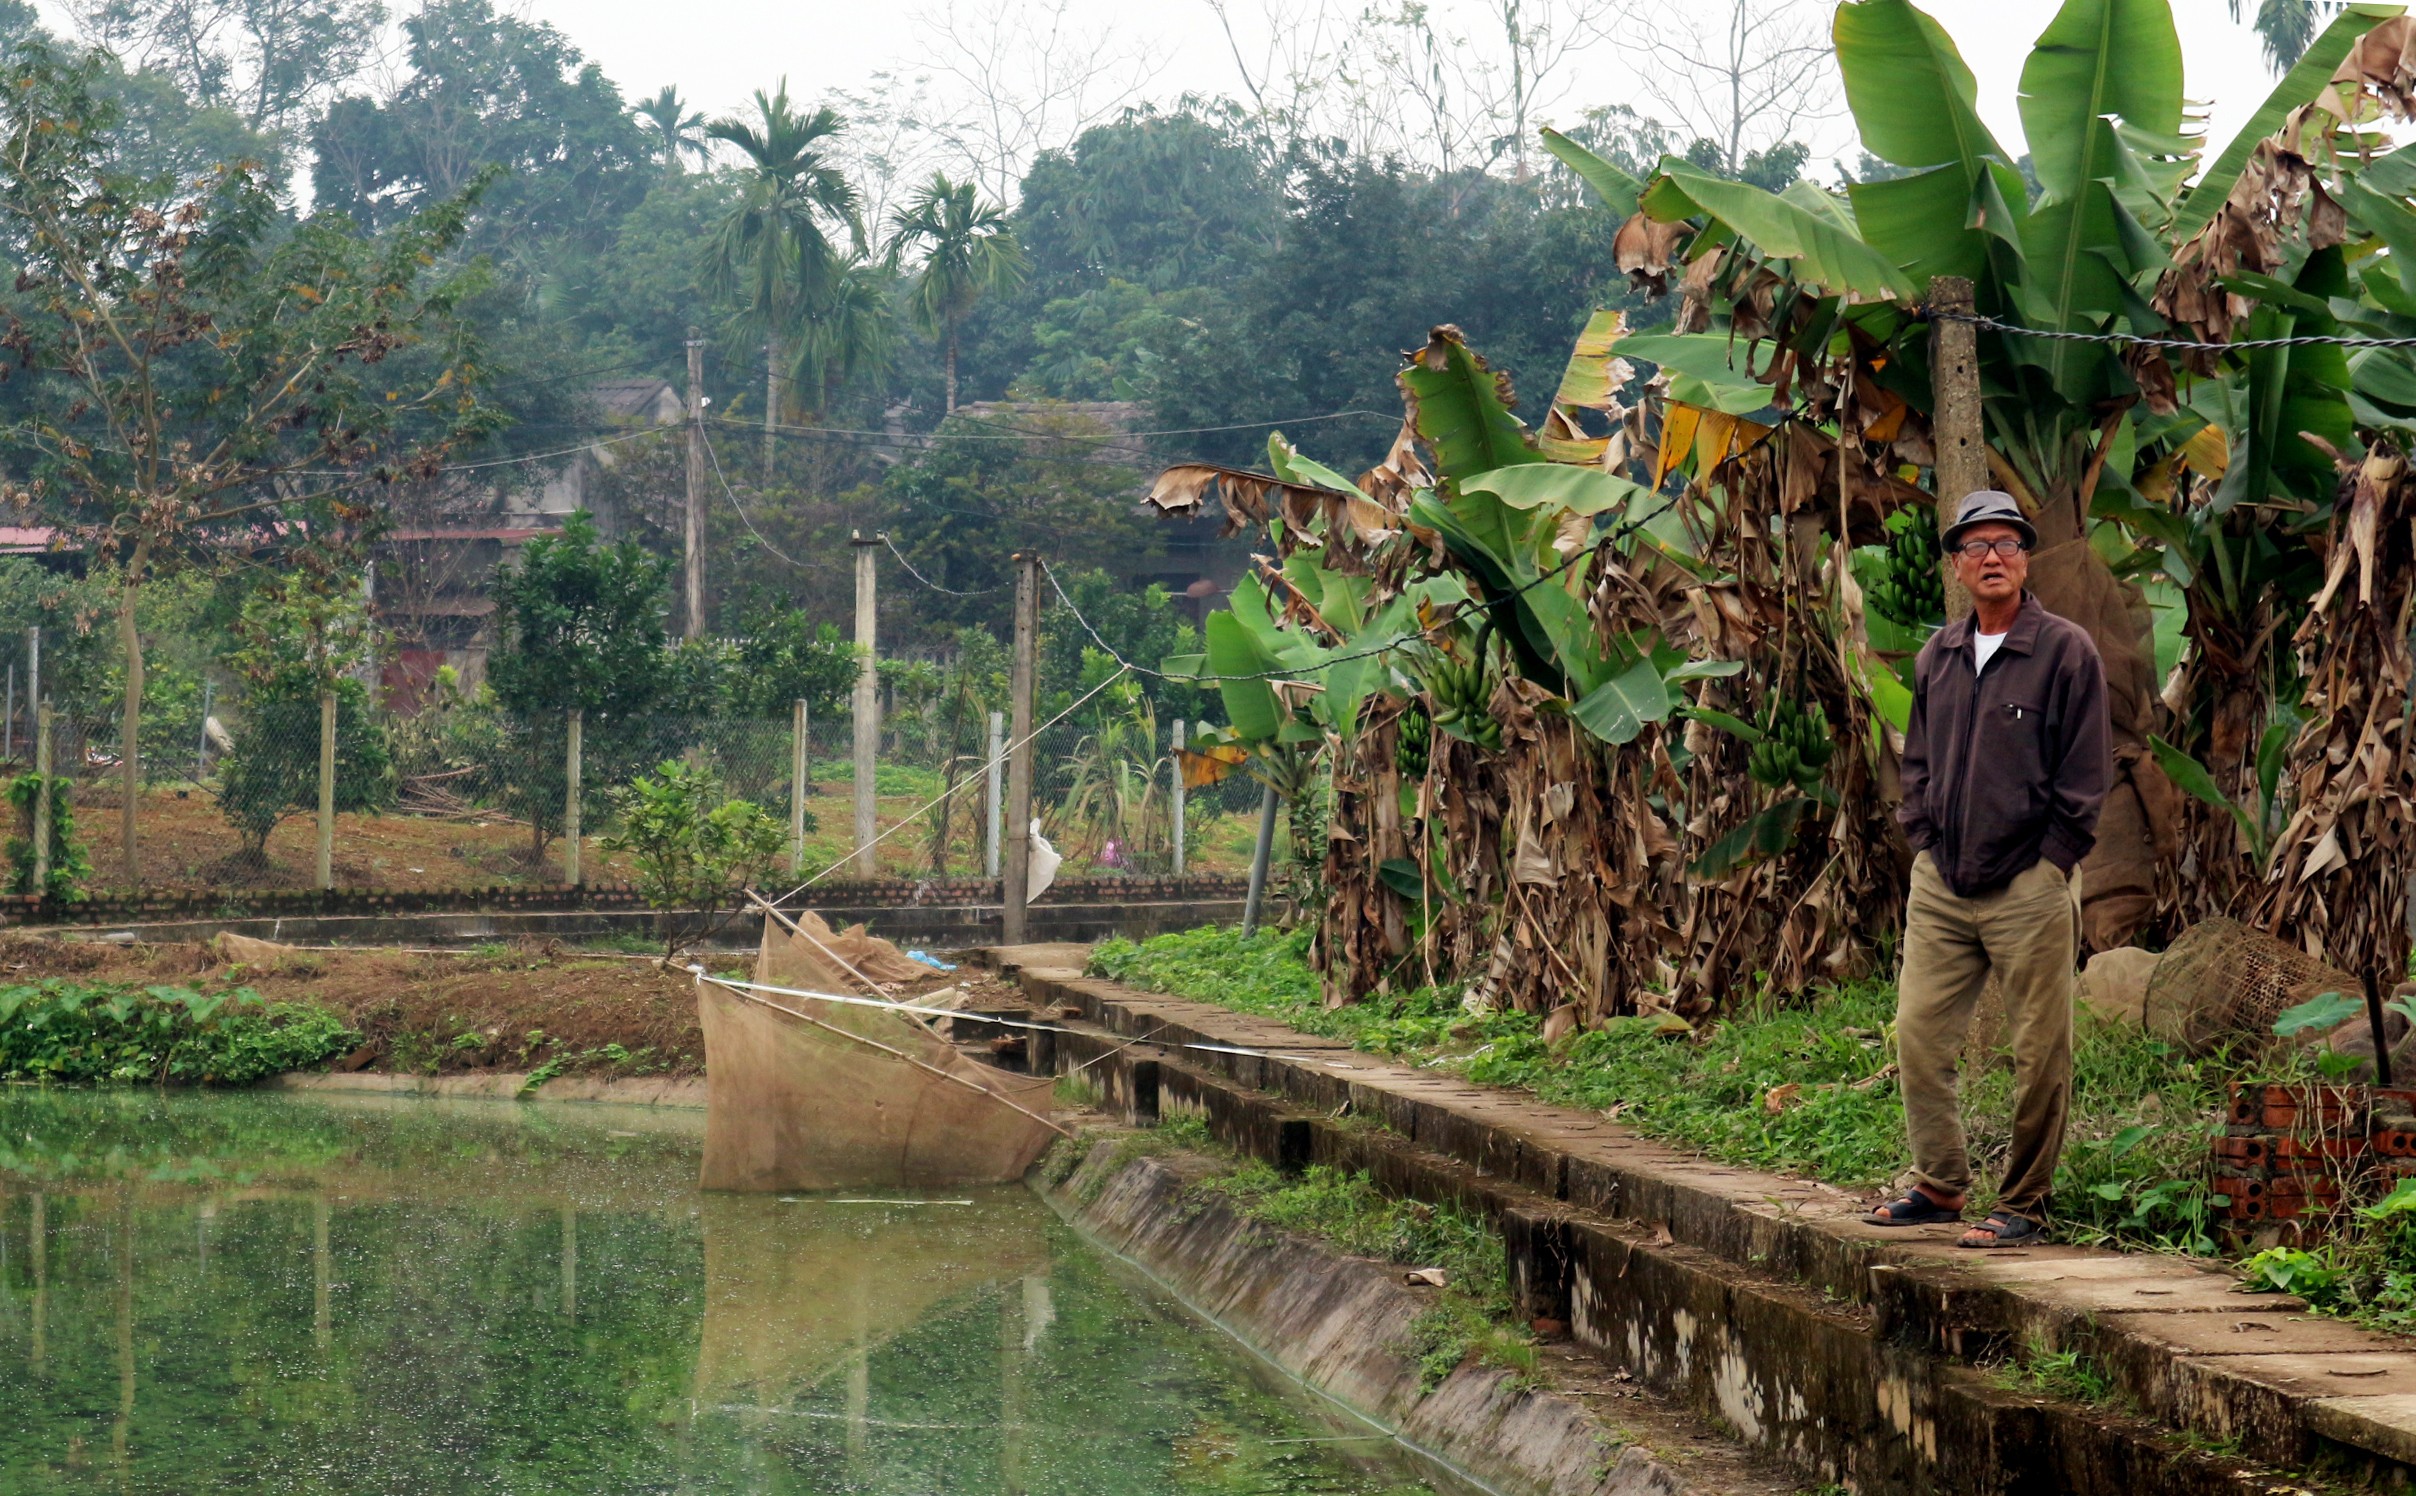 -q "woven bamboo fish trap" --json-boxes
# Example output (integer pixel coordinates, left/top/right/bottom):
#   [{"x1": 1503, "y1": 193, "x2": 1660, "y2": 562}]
[{"x1": 2143, "y1": 917, "x2": 2363, "y2": 1054}]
